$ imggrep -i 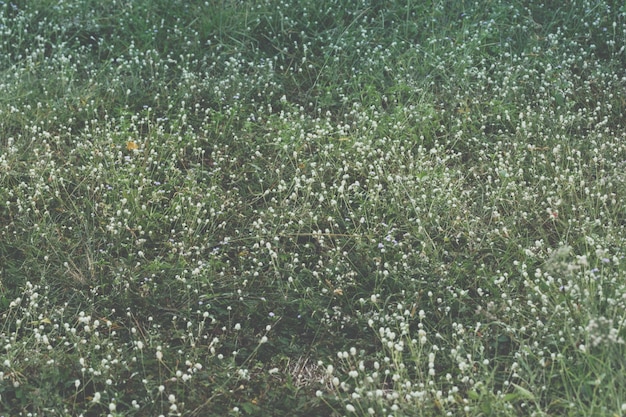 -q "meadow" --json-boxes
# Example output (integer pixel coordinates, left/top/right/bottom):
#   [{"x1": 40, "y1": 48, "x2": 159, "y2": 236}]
[{"x1": 1, "y1": 0, "x2": 626, "y2": 415}]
